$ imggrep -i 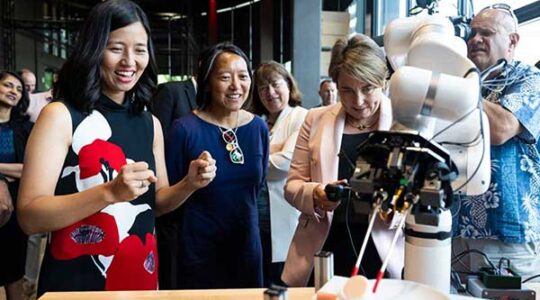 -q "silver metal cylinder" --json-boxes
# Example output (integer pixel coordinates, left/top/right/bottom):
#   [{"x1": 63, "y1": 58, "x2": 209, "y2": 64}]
[
  {"x1": 314, "y1": 251, "x2": 334, "y2": 291},
  {"x1": 263, "y1": 285, "x2": 288, "y2": 300}
]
